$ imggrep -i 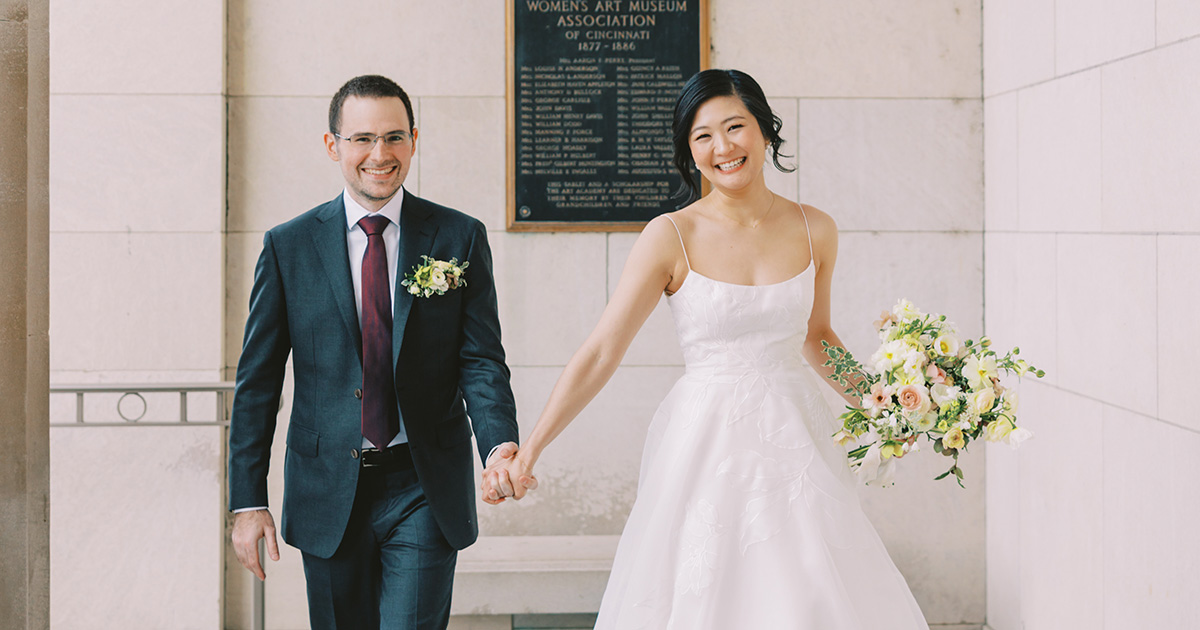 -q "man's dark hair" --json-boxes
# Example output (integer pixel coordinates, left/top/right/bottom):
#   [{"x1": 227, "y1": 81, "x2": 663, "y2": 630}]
[
  {"x1": 670, "y1": 69, "x2": 794, "y2": 206},
  {"x1": 328, "y1": 75, "x2": 415, "y2": 134}
]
